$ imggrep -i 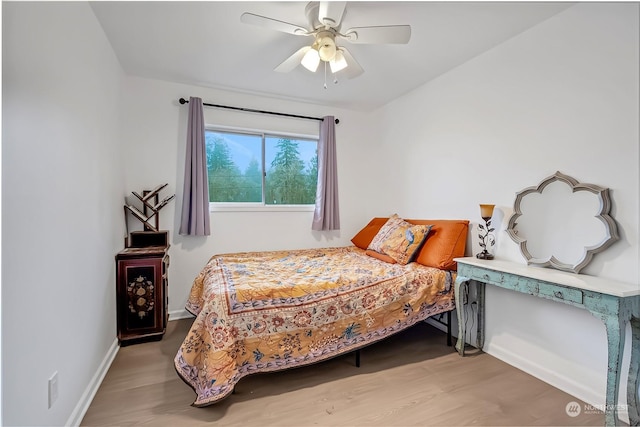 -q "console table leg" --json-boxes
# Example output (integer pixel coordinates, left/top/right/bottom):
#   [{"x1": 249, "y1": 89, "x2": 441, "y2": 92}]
[
  {"x1": 476, "y1": 281, "x2": 486, "y2": 351},
  {"x1": 627, "y1": 316, "x2": 640, "y2": 426},
  {"x1": 603, "y1": 313, "x2": 626, "y2": 426},
  {"x1": 454, "y1": 276, "x2": 469, "y2": 356}
]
